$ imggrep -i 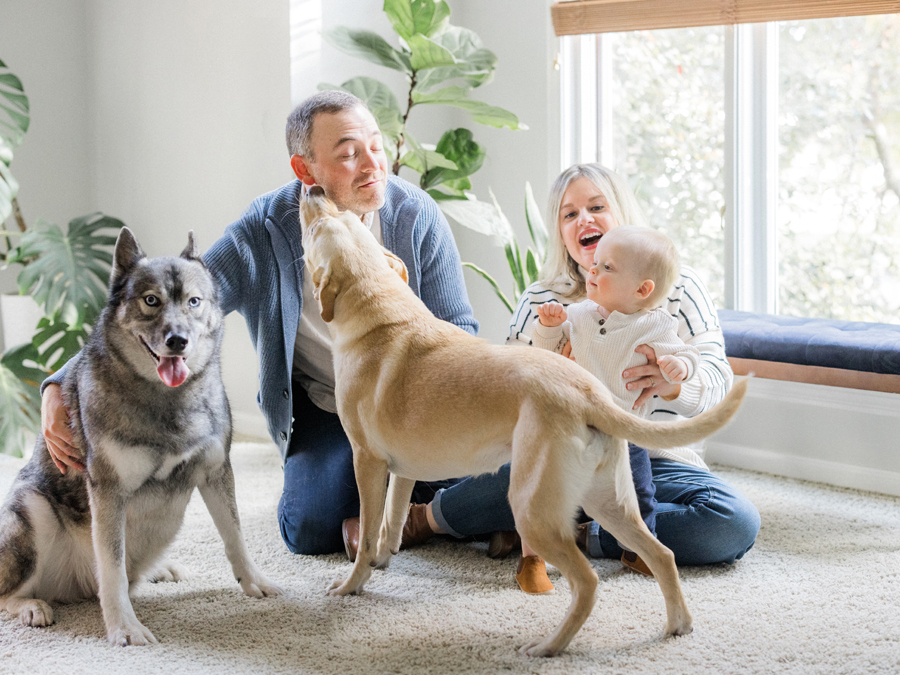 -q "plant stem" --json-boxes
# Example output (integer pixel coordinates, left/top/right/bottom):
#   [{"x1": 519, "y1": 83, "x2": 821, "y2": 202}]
[
  {"x1": 11, "y1": 197, "x2": 26, "y2": 233},
  {"x1": 392, "y1": 70, "x2": 417, "y2": 175}
]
